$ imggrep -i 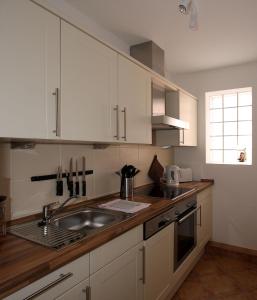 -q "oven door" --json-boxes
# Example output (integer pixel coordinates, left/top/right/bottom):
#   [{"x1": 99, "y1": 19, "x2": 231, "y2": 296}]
[{"x1": 174, "y1": 207, "x2": 197, "y2": 271}]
